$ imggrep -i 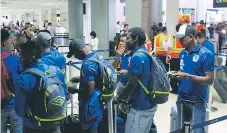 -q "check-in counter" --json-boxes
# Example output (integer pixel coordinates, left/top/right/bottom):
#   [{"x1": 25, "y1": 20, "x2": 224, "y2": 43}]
[{"x1": 54, "y1": 33, "x2": 69, "y2": 46}]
